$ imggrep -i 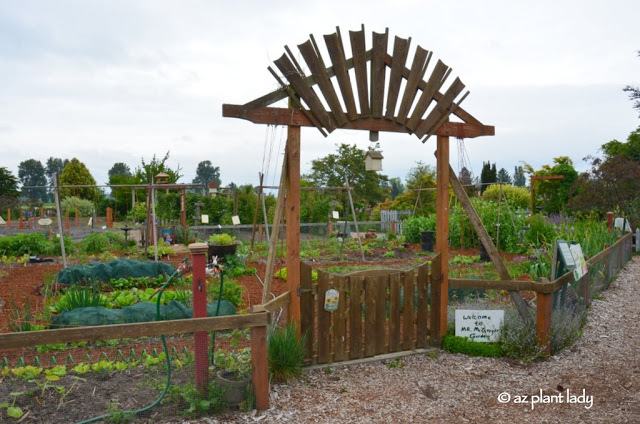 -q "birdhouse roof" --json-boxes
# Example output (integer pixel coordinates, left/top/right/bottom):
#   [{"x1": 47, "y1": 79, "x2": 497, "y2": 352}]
[{"x1": 365, "y1": 150, "x2": 384, "y2": 160}]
